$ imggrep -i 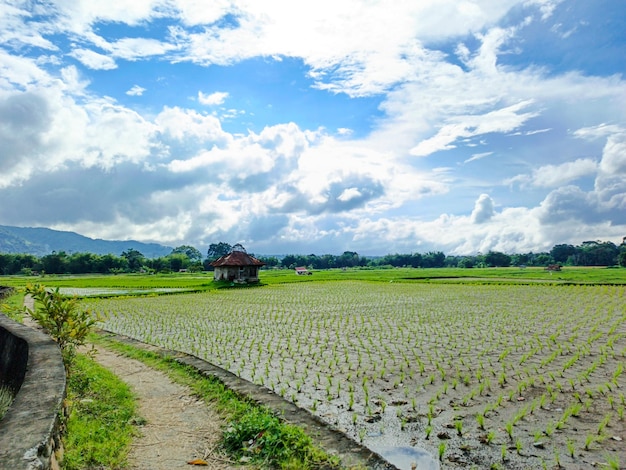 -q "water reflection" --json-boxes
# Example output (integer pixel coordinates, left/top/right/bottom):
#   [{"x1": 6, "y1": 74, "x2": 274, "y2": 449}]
[{"x1": 373, "y1": 446, "x2": 439, "y2": 470}]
